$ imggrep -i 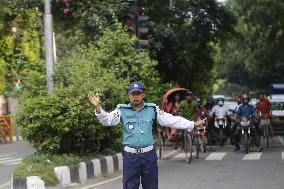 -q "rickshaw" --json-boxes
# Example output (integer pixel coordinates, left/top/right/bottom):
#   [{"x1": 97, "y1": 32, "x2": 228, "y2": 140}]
[{"x1": 157, "y1": 88, "x2": 194, "y2": 163}]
